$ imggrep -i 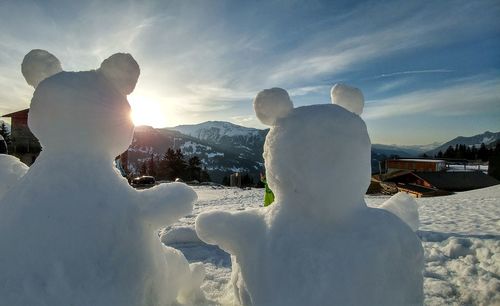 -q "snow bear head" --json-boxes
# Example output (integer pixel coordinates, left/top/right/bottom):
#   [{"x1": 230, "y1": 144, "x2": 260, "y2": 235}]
[
  {"x1": 21, "y1": 49, "x2": 139, "y2": 159},
  {"x1": 254, "y1": 84, "x2": 370, "y2": 217}
]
